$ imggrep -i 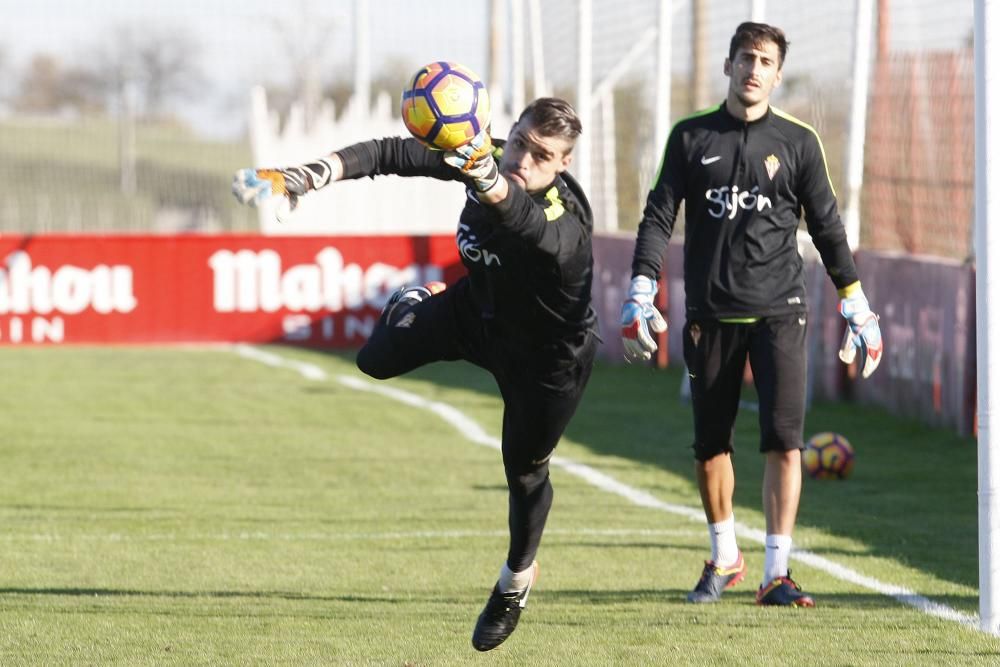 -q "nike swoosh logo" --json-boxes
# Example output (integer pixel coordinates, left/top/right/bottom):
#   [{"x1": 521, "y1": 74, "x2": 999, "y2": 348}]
[{"x1": 701, "y1": 155, "x2": 721, "y2": 165}]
